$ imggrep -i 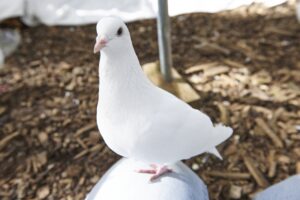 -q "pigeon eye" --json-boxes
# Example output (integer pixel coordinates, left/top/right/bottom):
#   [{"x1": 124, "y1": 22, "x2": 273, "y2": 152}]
[{"x1": 117, "y1": 27, "x2": 123, "y2": 36}]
